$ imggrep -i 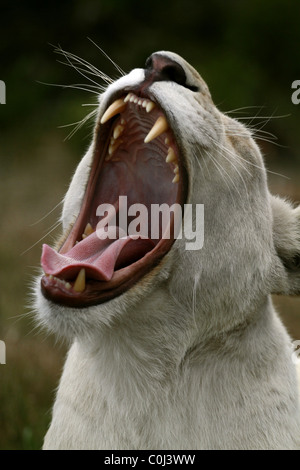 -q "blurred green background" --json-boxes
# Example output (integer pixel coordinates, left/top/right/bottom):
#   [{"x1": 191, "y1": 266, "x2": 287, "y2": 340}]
[{"x1": 0, "y1": 0, "x2": 300, "y2": 449}]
